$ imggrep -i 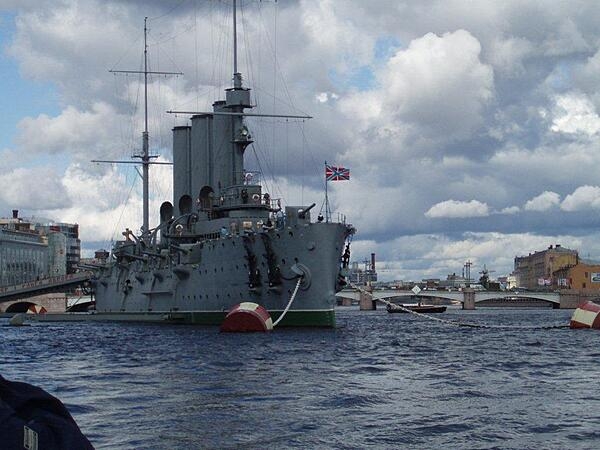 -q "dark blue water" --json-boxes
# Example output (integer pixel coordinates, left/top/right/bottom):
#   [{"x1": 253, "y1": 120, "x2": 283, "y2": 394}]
[{"x1": 1, "y1": 307, "x2": 599, "y2": 449}]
